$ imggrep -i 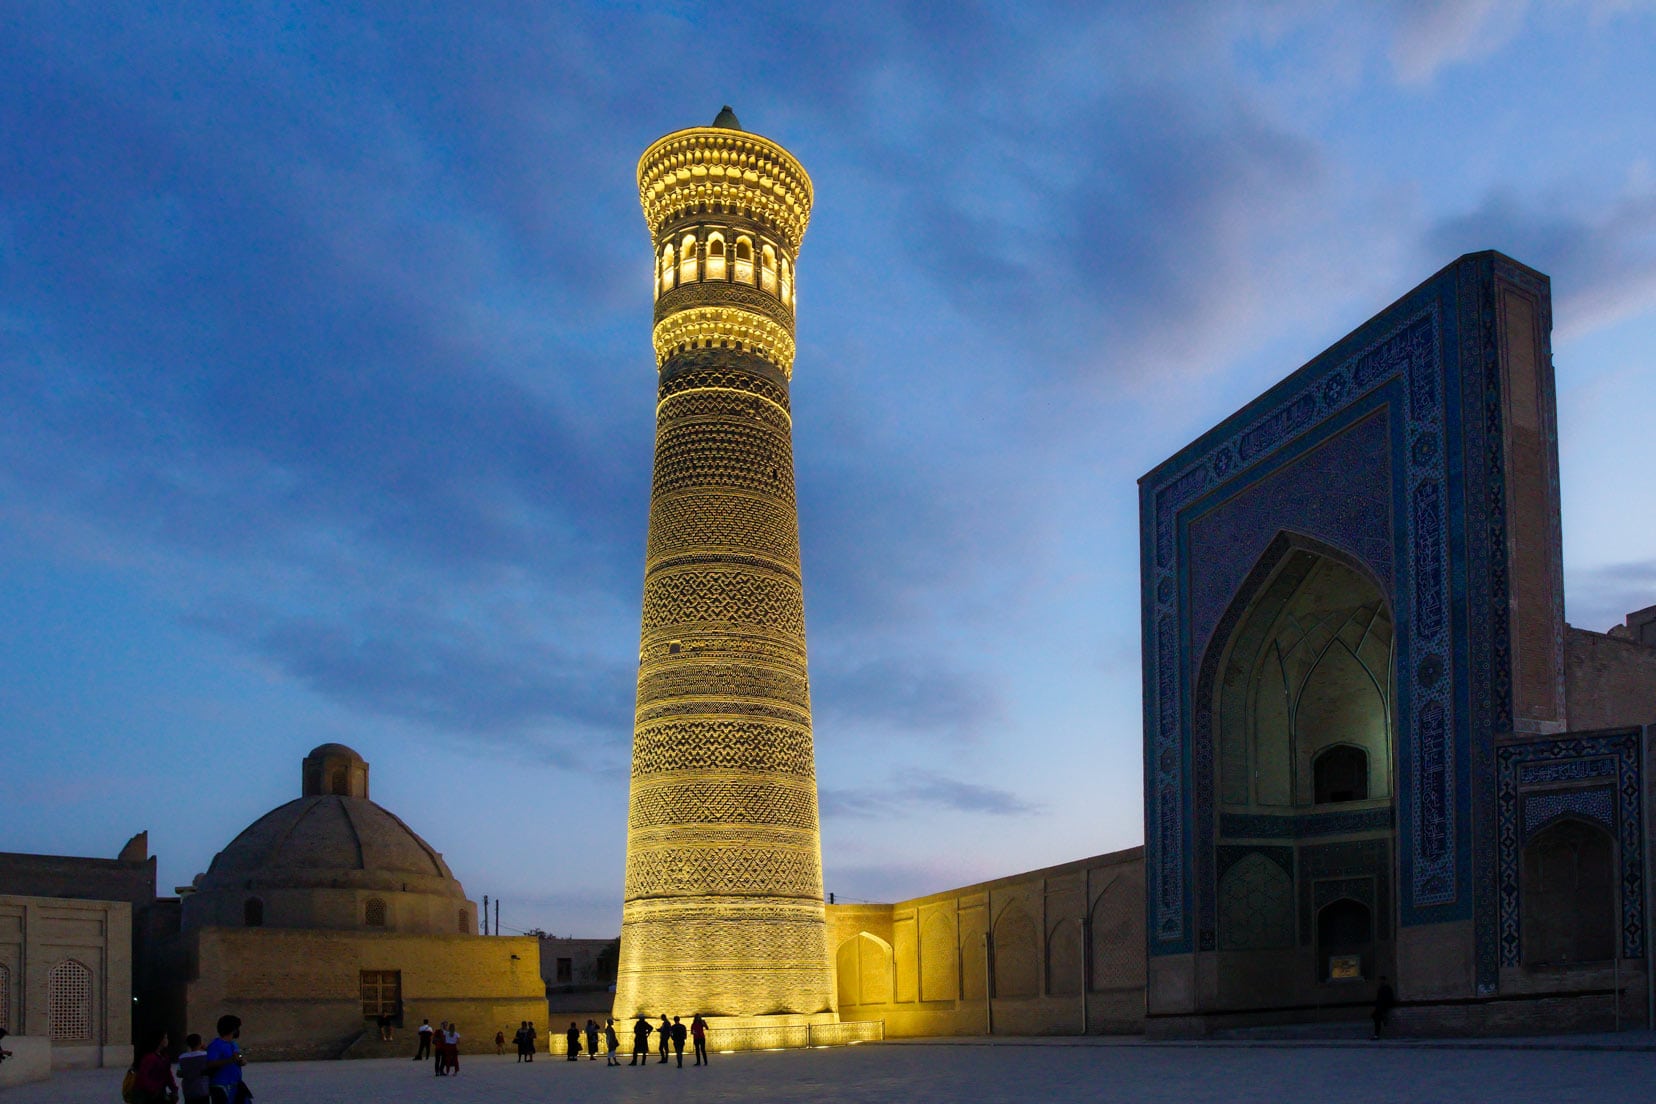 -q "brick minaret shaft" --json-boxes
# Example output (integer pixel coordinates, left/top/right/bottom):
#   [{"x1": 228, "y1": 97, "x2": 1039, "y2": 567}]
[{"x1": 614, "y1": 108, "x2": 830, "y2": 1020}]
